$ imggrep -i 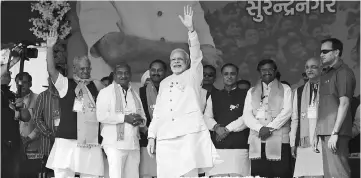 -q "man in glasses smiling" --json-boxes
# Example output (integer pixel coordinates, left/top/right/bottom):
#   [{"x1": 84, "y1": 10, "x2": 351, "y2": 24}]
[{"x1": 316, "y1": 38, "x2": 356, "y2": 178}]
